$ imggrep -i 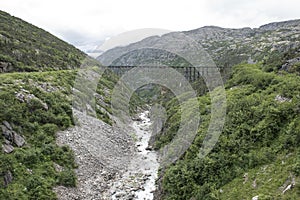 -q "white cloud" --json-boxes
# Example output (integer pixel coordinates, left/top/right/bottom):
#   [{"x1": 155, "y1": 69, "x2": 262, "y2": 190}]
[{"x1": 1, "y1": 0, "x2": 300, "y2": 50}]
